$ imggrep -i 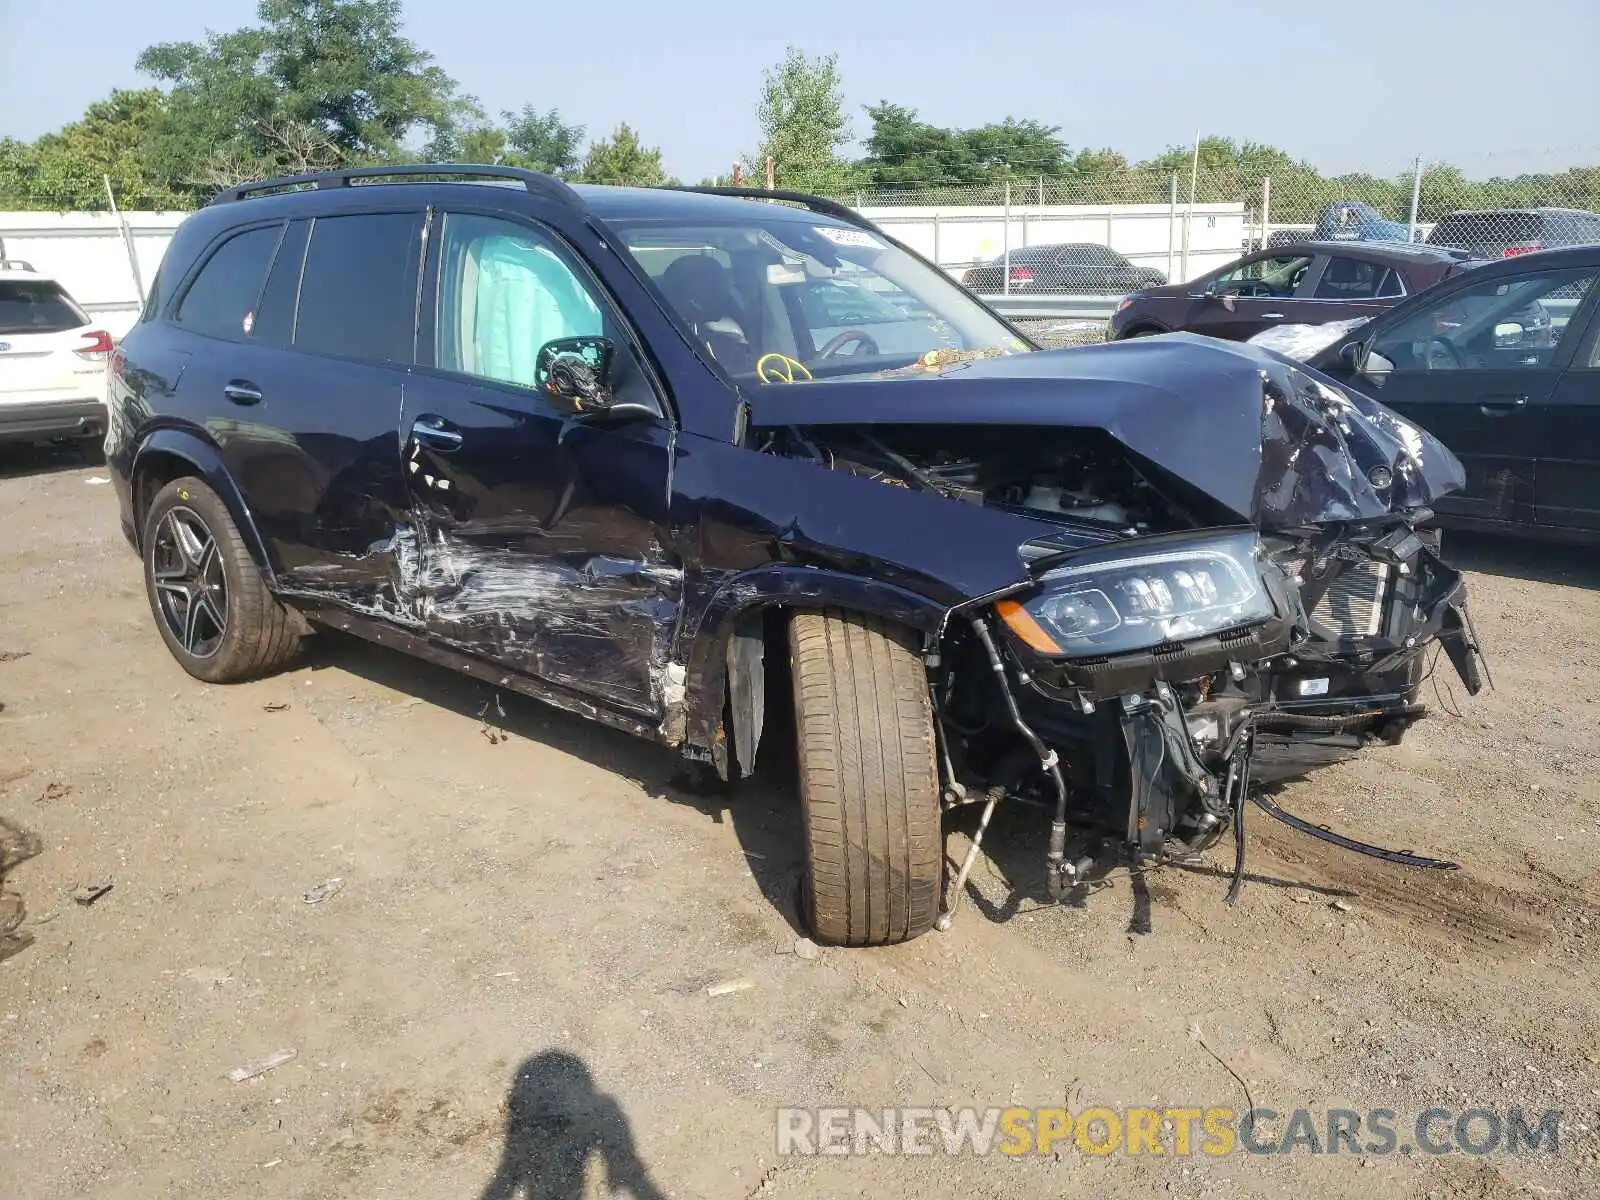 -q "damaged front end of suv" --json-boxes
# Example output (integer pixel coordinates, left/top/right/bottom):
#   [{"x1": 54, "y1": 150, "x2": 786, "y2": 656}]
[{"x1": 746, "y1": 334, "x2": 1485, "y2": 924}]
